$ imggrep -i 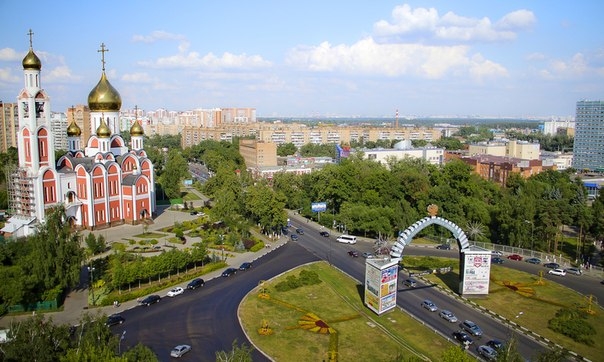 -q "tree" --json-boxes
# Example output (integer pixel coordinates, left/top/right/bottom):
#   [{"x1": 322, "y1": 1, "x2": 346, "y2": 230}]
[
  {"x1": 160, "y1": 149, "x2": 189, "y2": 199},
  {"x1": 276, "y1": 142, "x2": 297, "y2": 156},
  {"x1": 121, "y1": 343, "x2": 159, "y2": 361},
  {"x1": 215, "y1": 340, "x2": 254, "y2": 362},
  {"x1": 440, "y1": 346, "x2": 474, "y2": 362}
]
